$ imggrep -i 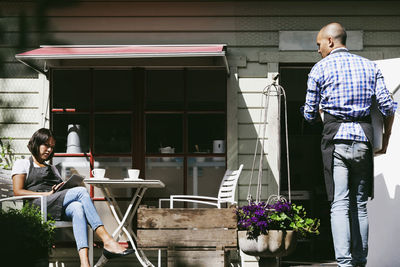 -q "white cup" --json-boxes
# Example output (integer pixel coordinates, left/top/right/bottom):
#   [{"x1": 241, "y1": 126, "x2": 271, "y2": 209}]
[
  {"x1": 128, "y1": 169, "x2": 140, "y2": 179},
  {"x1": 91, "y1": 168, "x2": 106, "y2": 178}
]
